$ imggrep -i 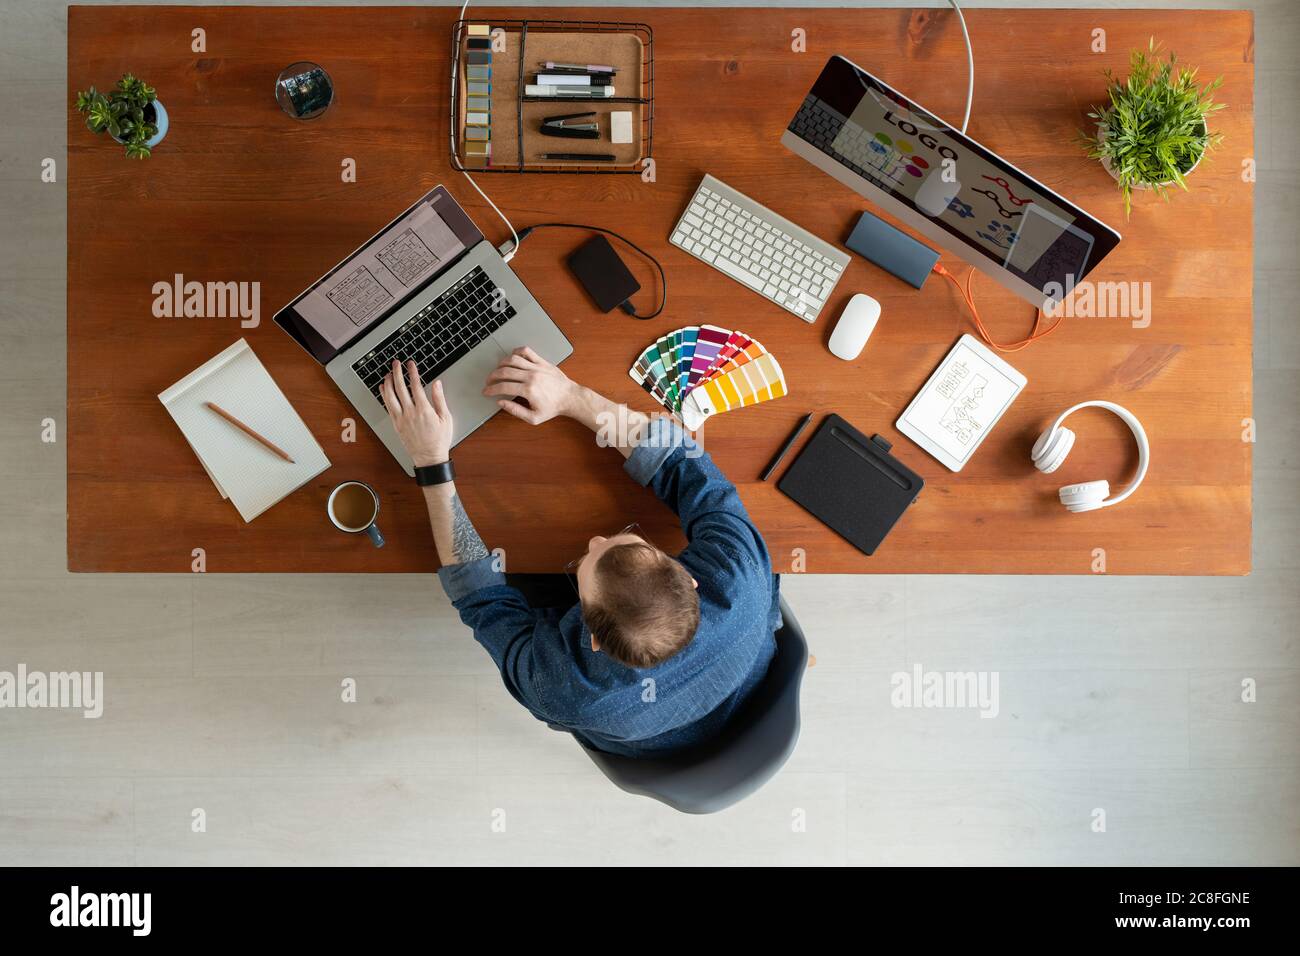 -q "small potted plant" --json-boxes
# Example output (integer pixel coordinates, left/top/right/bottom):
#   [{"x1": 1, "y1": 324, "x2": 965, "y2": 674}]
[
  {"x1": 74, "y1": 73, "x2": 168, "y2": 159},
  {"x1": 1083, "y1": 40, "x2": 1224, "y2": 216}
]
